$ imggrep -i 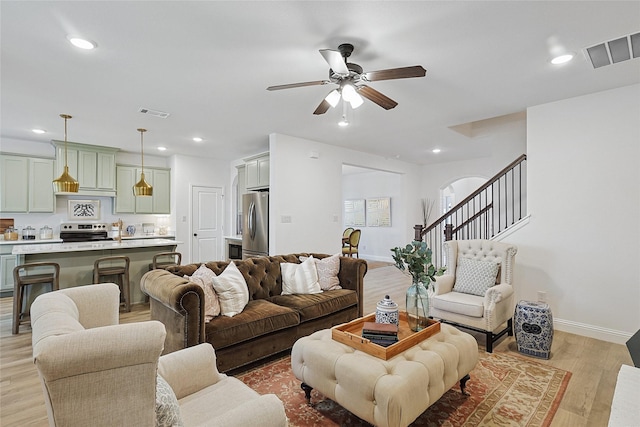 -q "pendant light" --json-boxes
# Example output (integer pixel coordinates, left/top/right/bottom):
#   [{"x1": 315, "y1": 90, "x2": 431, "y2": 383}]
[
  {"x1": 133, "y1": 128, "x2": 153, "y2": 196},
  {"x1": 52, "y1": 114, "x2": 79, "y2": 193}
]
